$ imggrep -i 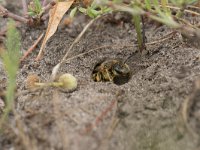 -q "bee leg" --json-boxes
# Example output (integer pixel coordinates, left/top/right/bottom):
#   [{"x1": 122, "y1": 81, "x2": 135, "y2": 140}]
[
  {"x1": 96, "y1": 73, "x2": 102, "y2": 82},
  {"x1": 98, "y1": 73, "x2": 102, "y2": 82},
  {"x1": 105, "y1": 69, "x2": 113, "y2": 81},
  {"x1": 92, "y1": 73, "x2": 99, "y2": 82}
]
